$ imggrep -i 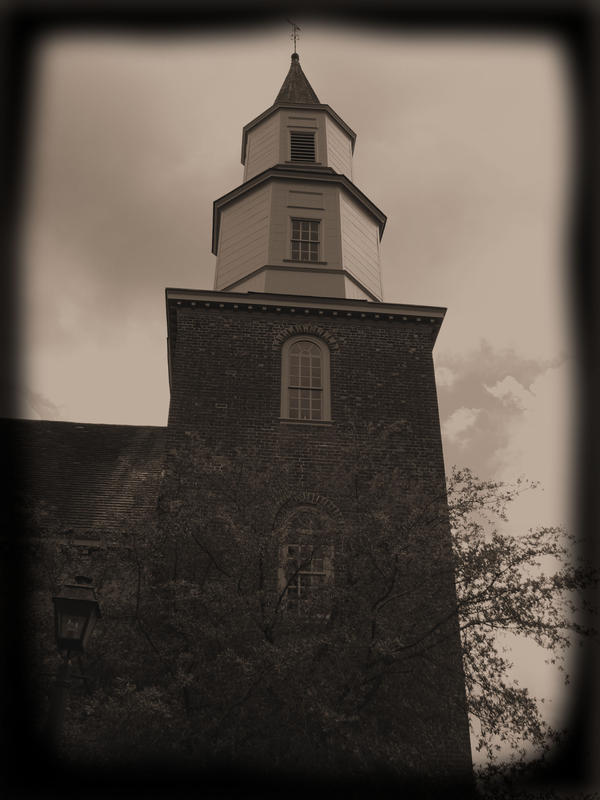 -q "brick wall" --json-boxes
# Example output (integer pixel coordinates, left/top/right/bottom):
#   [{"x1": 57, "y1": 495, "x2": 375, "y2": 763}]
[{"x1": 162, "y1": 297, "x2": 473, "y2": 781}]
